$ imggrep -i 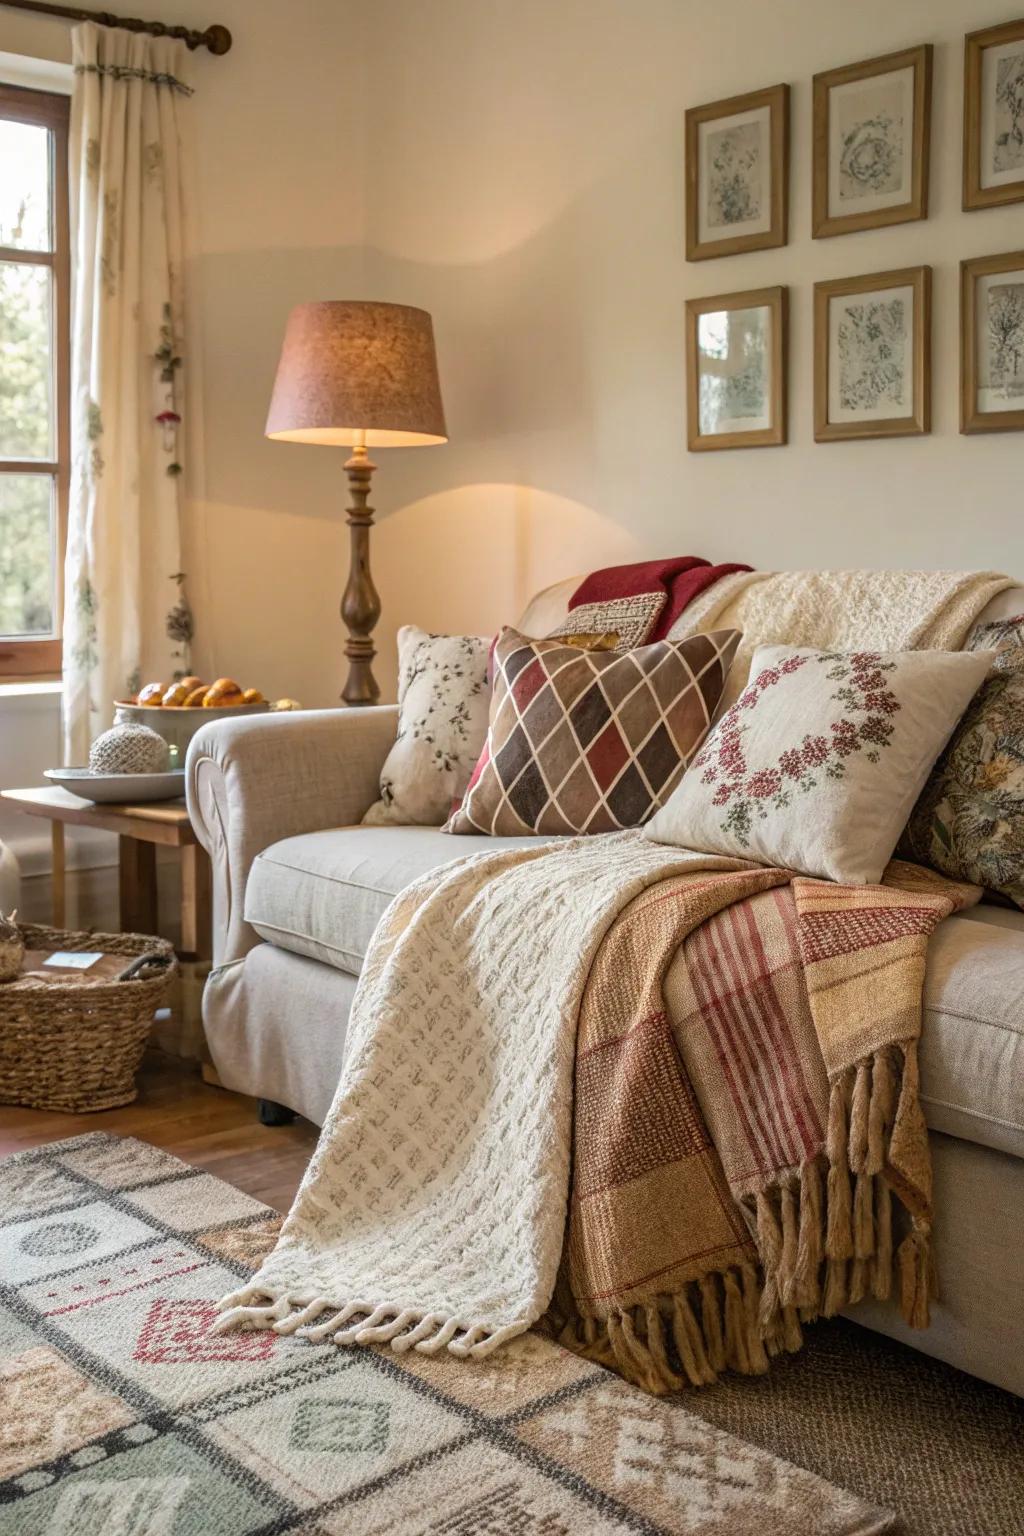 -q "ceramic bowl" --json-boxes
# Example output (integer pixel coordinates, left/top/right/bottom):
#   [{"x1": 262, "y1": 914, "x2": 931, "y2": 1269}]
[{"x1": 44, "y1": 767, "x2": 187, "y2": 804}]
